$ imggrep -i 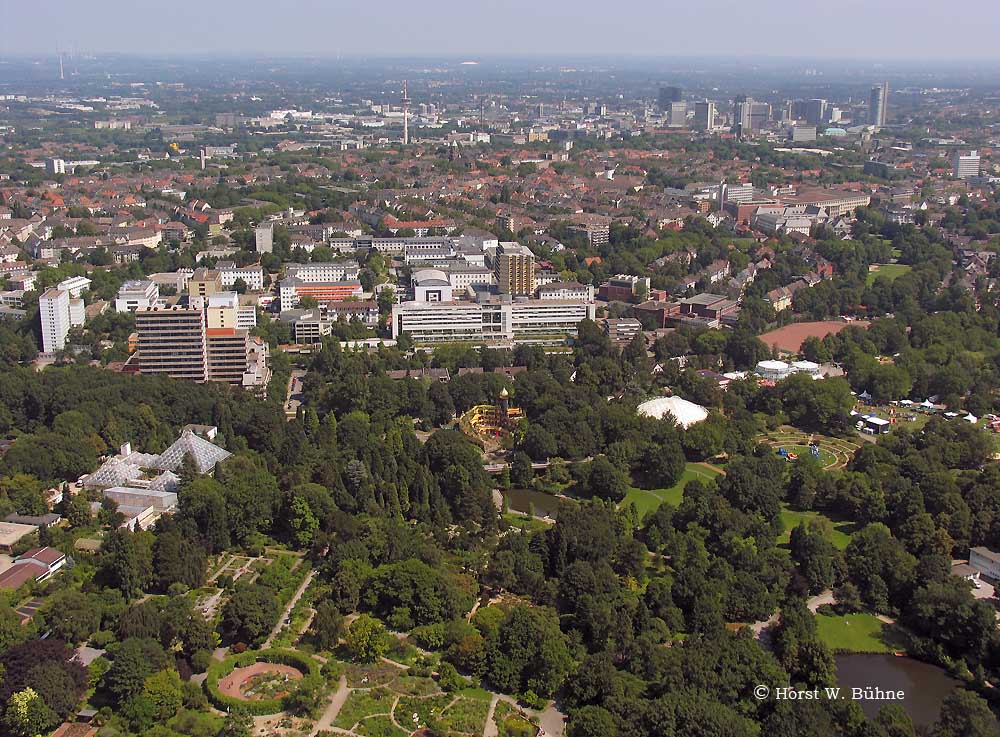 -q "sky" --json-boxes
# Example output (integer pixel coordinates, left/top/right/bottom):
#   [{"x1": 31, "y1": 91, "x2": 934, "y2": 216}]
[{"x1": 1, "y1": 0, "x2": 998, "y2": 61}]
